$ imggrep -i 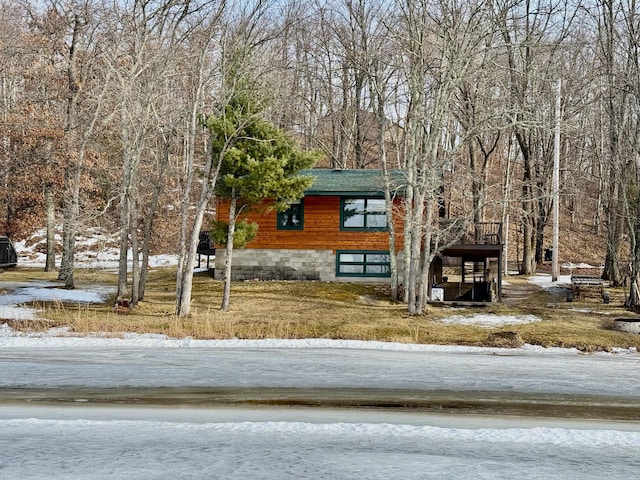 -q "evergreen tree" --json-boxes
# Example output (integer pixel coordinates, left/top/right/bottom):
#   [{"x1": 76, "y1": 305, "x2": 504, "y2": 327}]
[{"x1": 204, "y1": 96, "x2": 318, "y2": 311}]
